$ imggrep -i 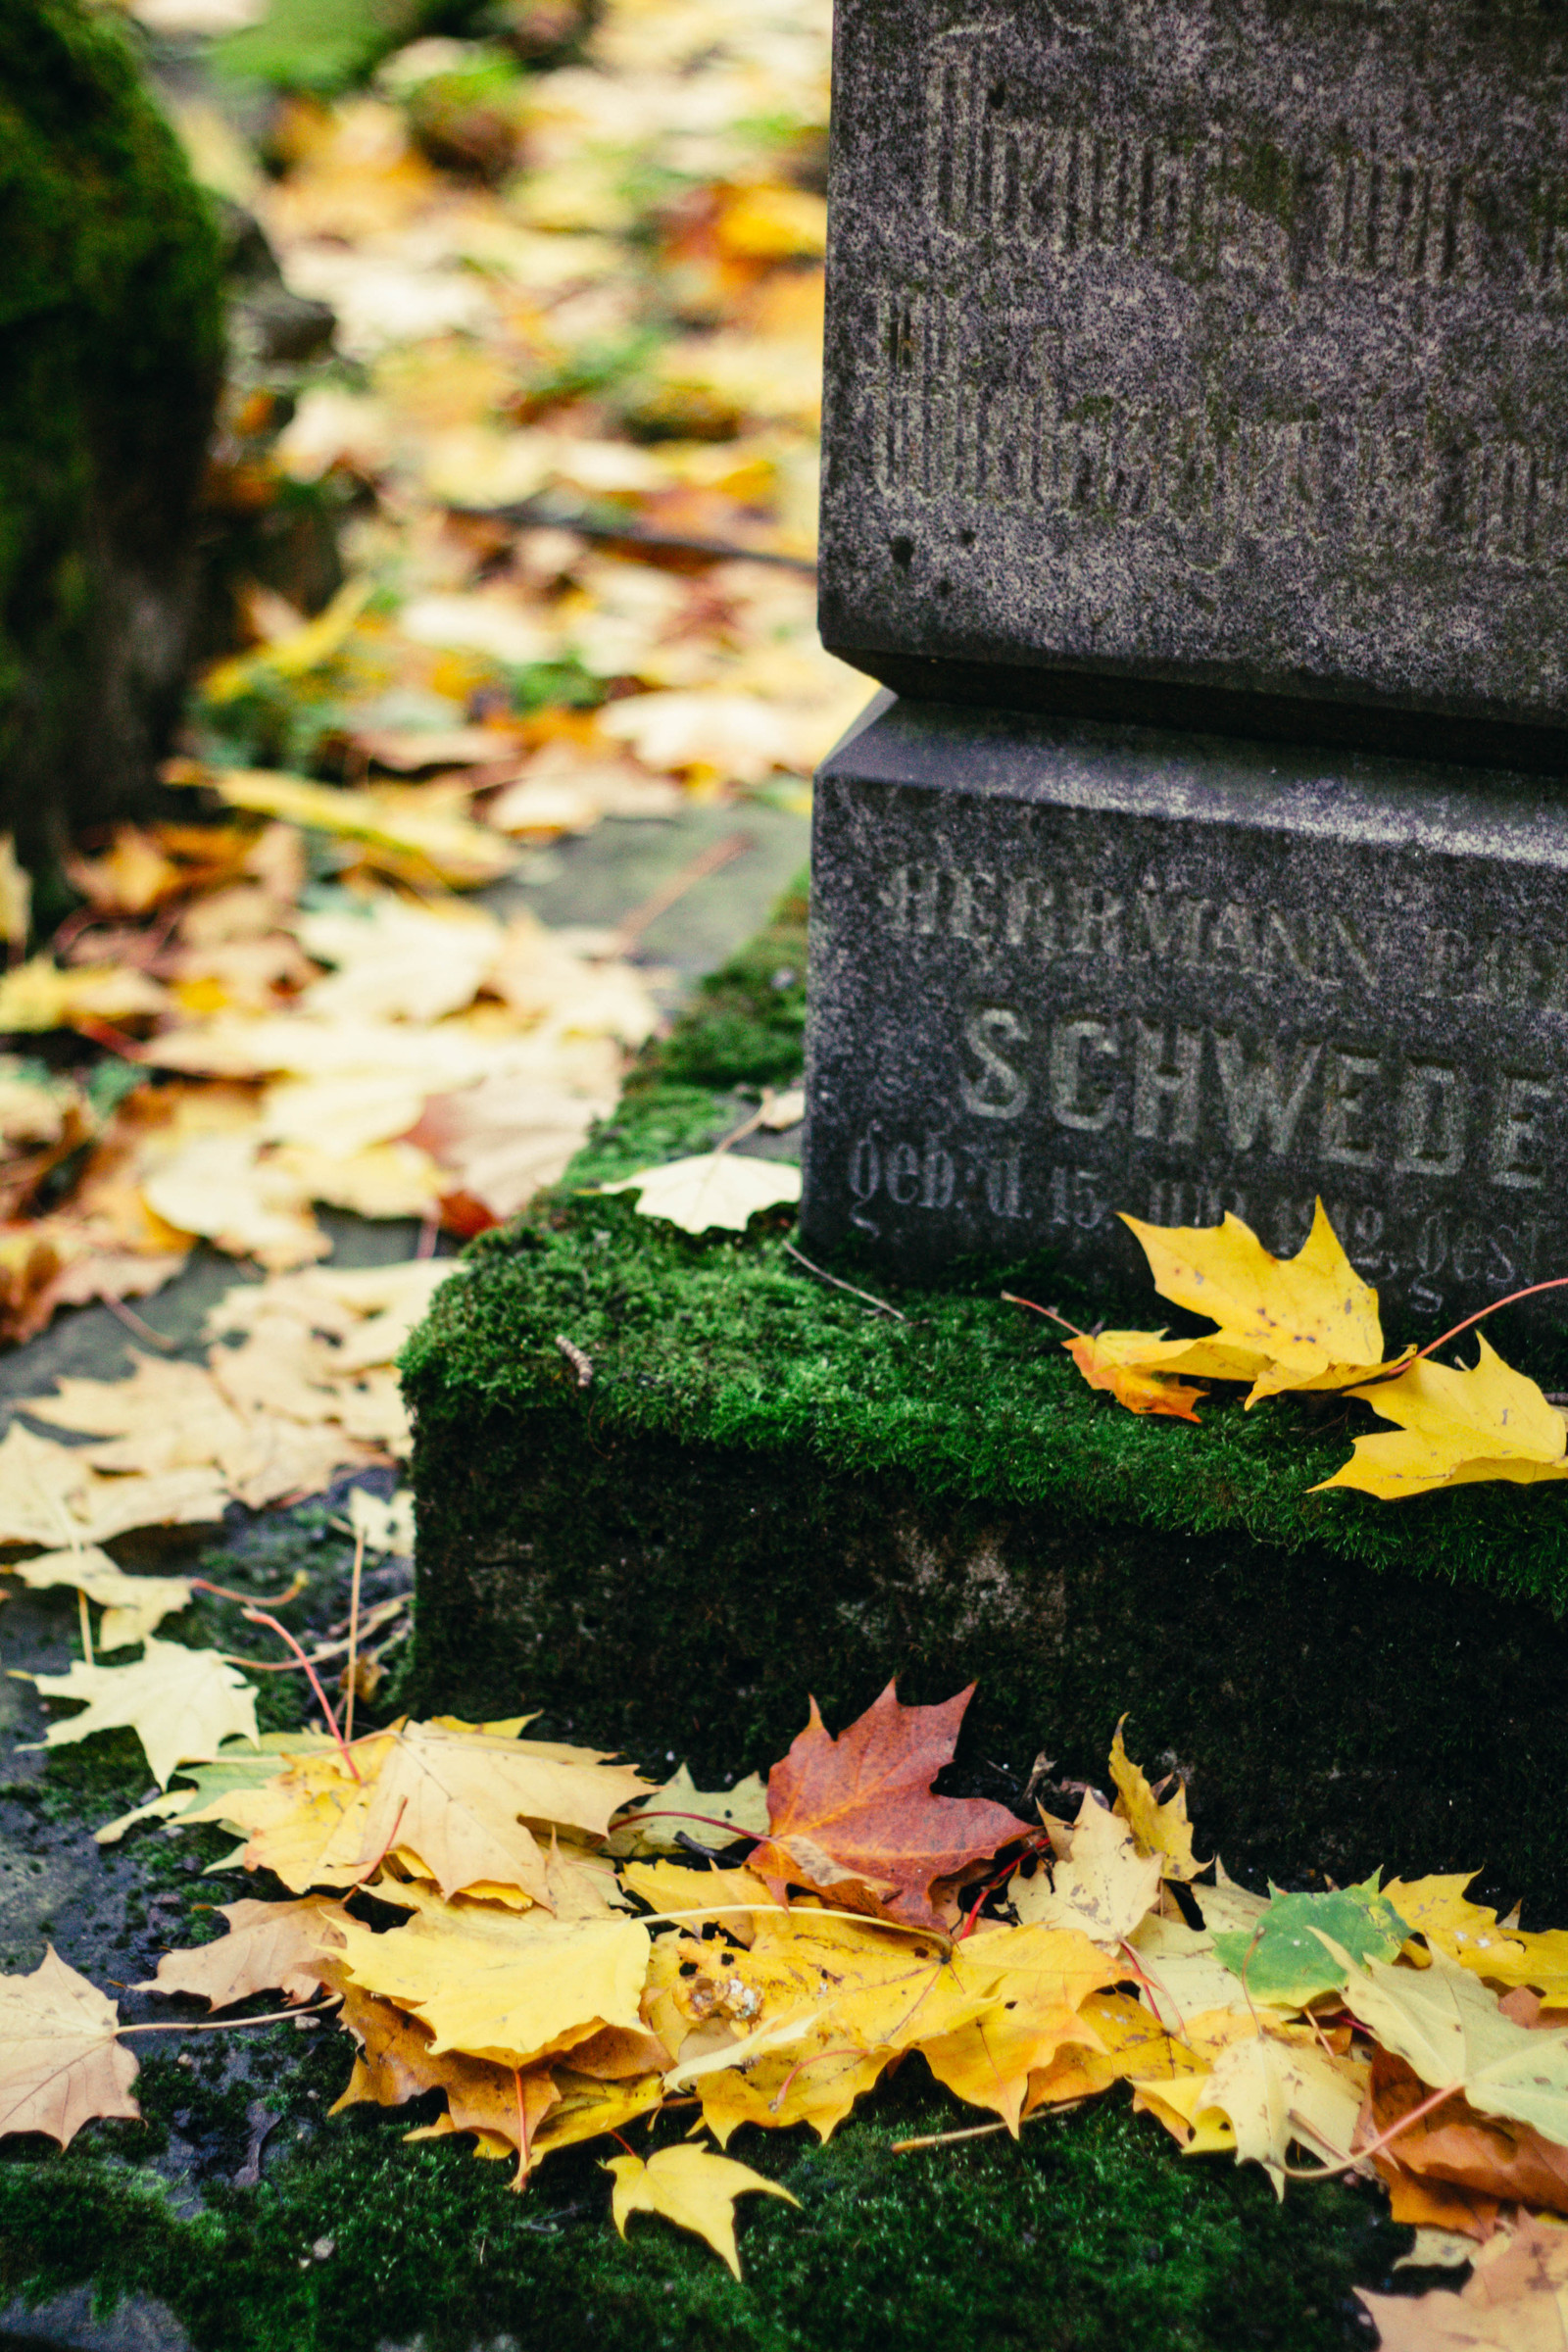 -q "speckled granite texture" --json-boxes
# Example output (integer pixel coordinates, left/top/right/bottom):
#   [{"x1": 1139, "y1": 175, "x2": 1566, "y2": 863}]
[
  {"x1": 802, "y1": 694, "x2": 1568, "y2": 1319},
  {"x1": 818, "y1": 0, "x2": 1568, "y2": 764}
]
